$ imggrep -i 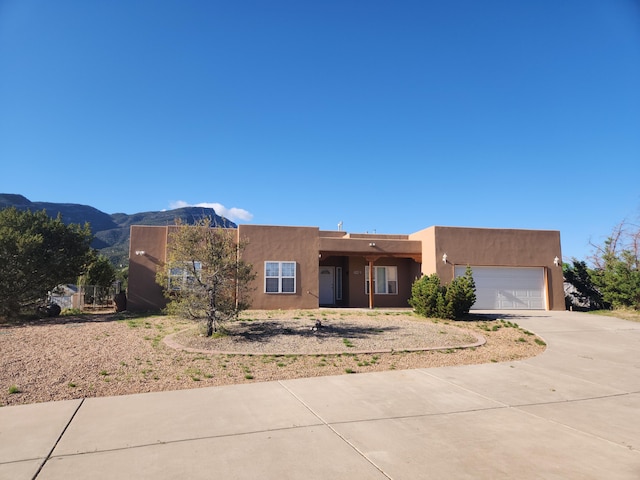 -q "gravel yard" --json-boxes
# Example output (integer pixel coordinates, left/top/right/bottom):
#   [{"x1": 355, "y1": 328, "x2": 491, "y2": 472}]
[{"x1": 0, "y1": 309, "x2": 546, "y2": 406}]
